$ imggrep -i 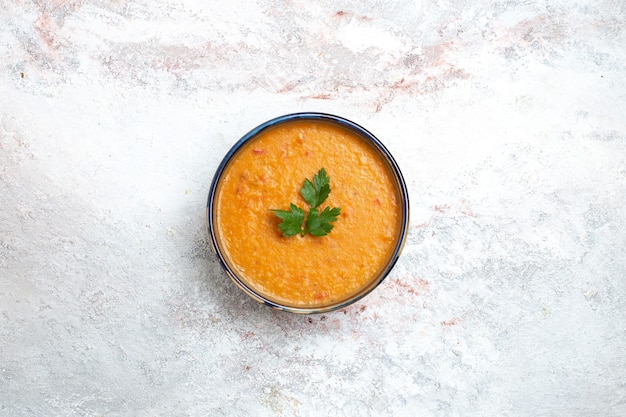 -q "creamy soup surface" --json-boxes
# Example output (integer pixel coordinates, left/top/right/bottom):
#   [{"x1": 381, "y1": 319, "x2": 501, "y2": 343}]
[{"x1": 215, "y1": 120, "x2": 402, "y2": 307}]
